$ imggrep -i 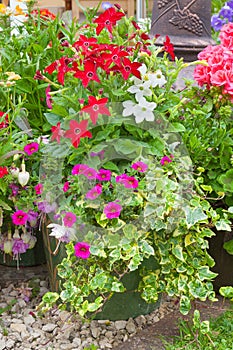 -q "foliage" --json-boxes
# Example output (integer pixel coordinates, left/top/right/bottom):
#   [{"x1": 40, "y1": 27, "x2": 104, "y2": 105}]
[
  {"x1": 0, "y1": 0, "x2": 230, "y2": 320},
  {"x1": 164, "y1": 309, "x2": 233, "y2": 350}
]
